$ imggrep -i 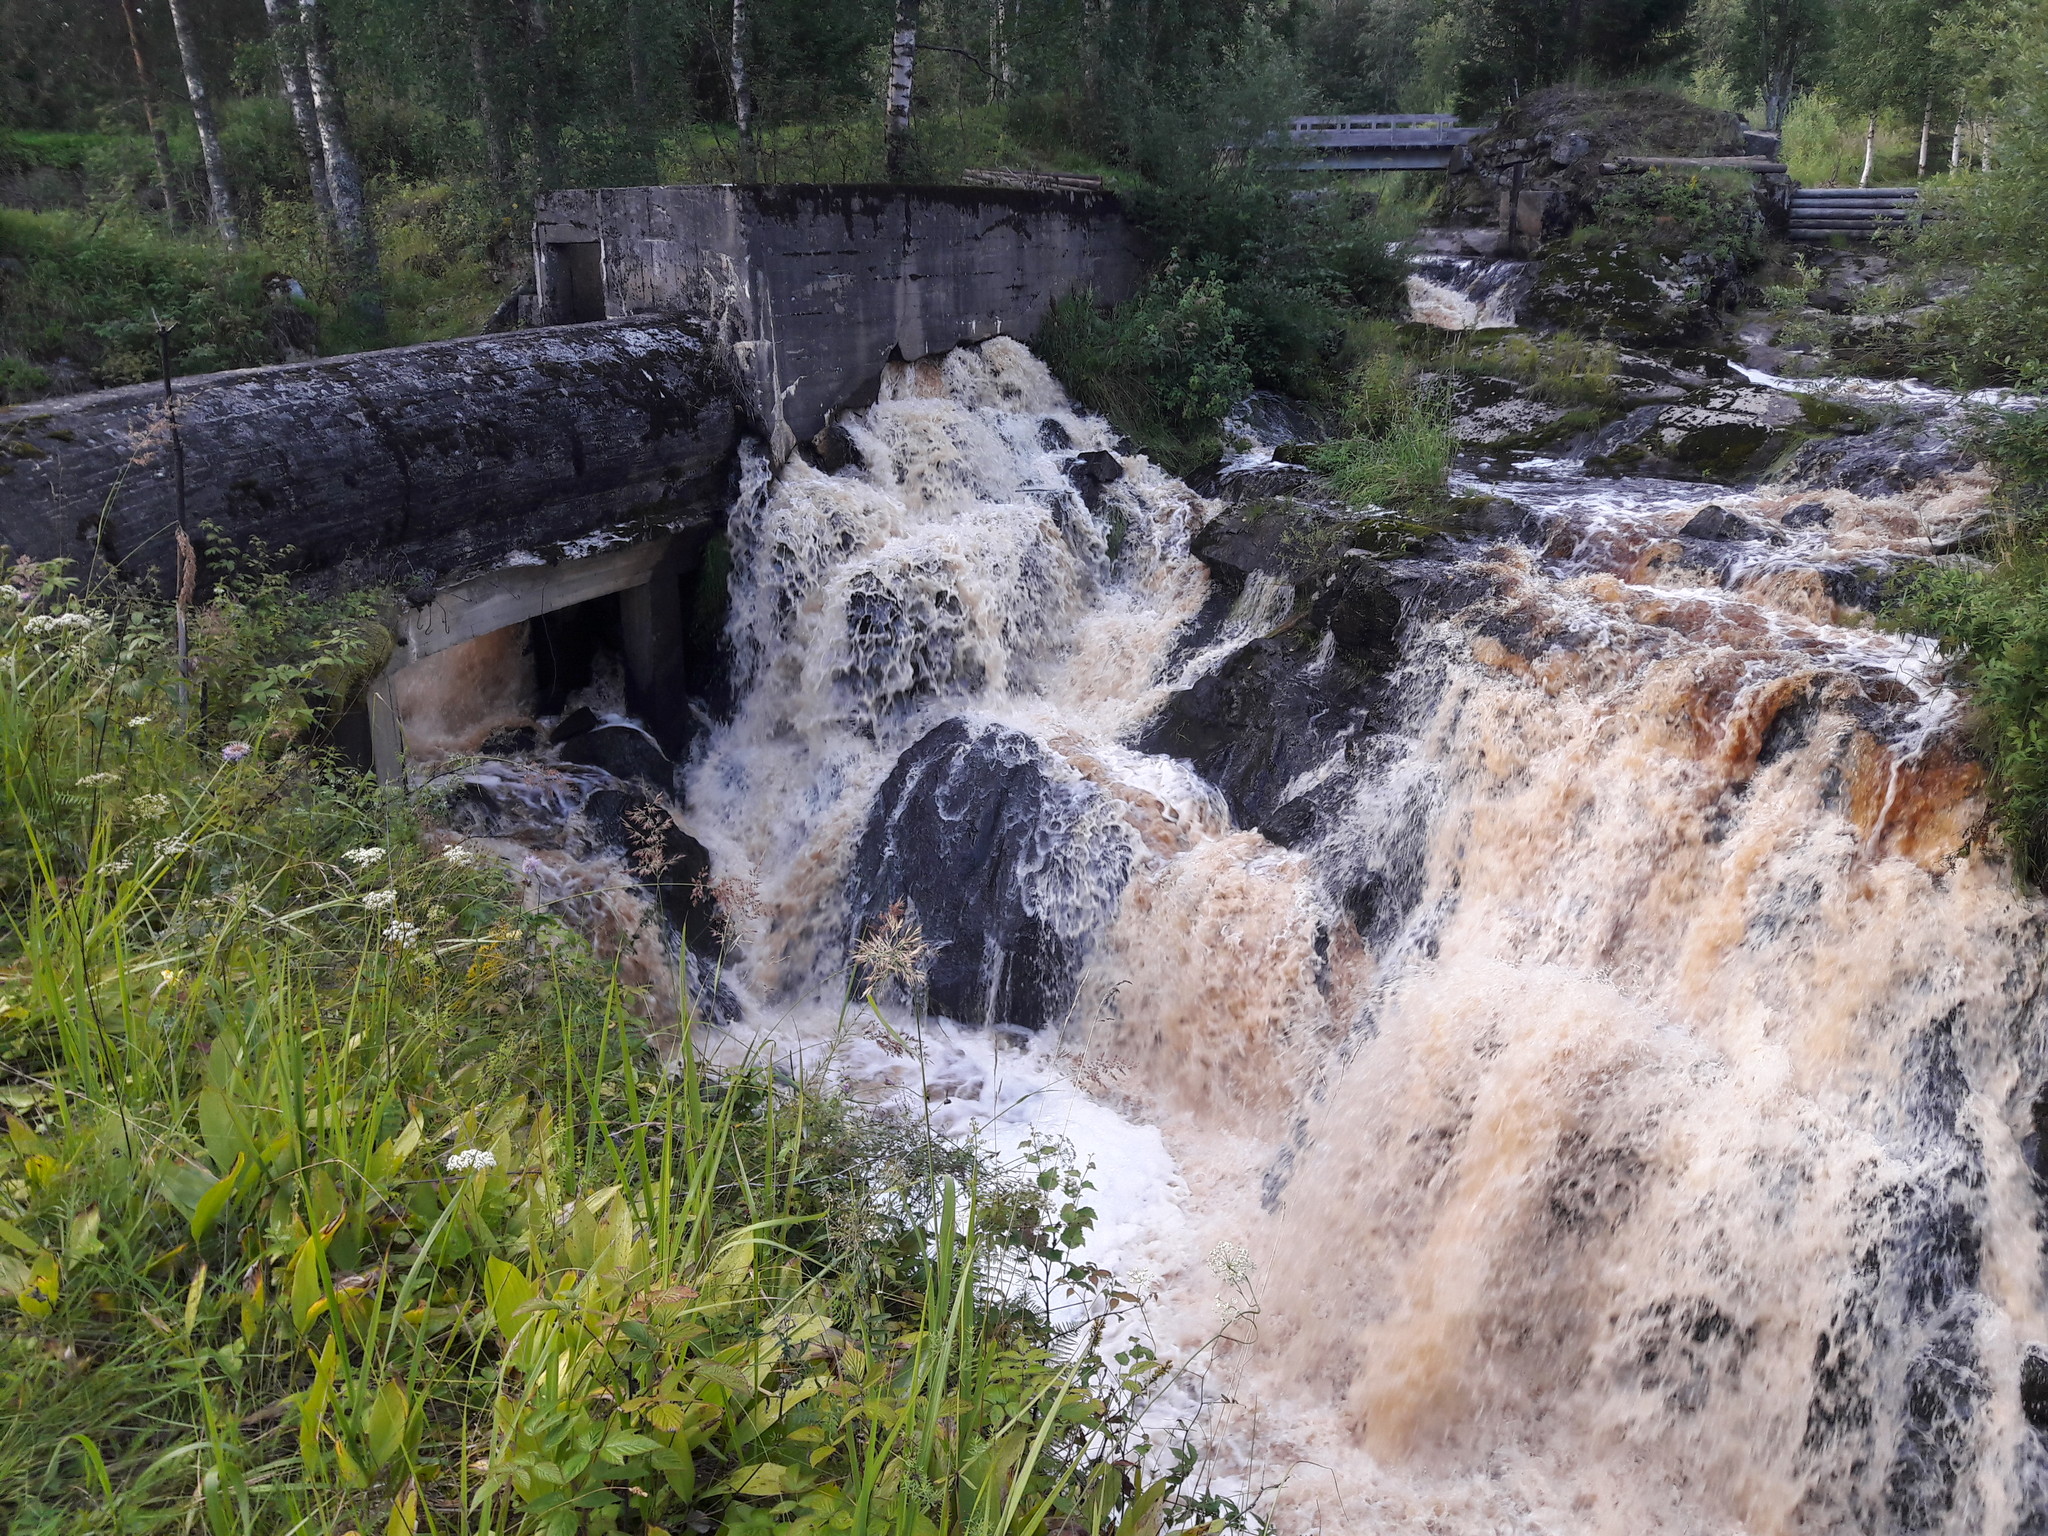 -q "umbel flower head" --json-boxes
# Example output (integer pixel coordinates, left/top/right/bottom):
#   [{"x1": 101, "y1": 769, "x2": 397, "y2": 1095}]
[{"x1": 445, "y1": 1147, "x2": 496, "y2": 1174}]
